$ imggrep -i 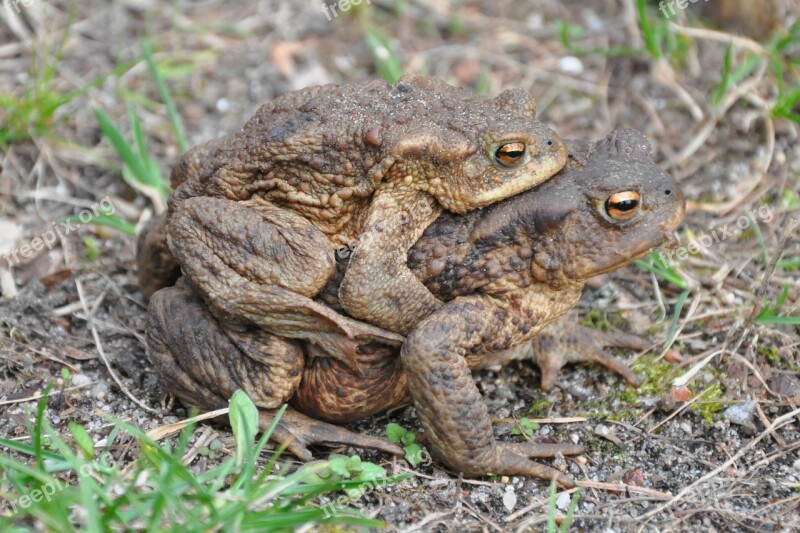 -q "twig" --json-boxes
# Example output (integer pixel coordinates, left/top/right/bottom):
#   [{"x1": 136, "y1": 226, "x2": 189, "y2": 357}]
[
  {"x1": 577, "y1": 480, "x2": 672, "y2": 501},
  {"x1": 74, "y1": 278, "x2": 157, "y2": 413},
  {"x1": 649, "y1": 384, "x2": 717, "y2": 433},
  {"x1": 638, "y1": 406, "x2": 800, "y2": 521}
]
